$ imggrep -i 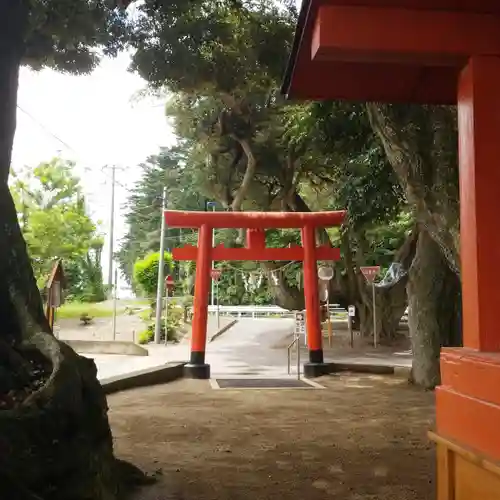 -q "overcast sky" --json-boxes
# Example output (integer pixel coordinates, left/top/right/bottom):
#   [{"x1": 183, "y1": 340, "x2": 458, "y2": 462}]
[{"x1": 12, "y1": 52, "x2": 175, "y2": 287}]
